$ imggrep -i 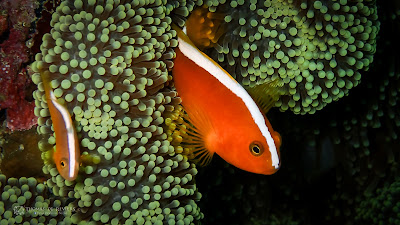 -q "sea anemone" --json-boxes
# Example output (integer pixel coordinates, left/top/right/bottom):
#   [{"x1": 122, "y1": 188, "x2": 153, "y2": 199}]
[
  {"x1": 27, "y1": 0, "x2": 203, "y2": 223},
  {"x1": 204, "y1": 0, "x2": 380, "y2": 114}
]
